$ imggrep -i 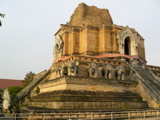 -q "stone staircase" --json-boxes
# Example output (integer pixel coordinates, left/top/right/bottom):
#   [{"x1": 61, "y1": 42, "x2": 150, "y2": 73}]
[
  {"x1": 12, "y1": 68, "x2": 51, "y2": 104},
  {"x1": 130, "y1": 64, "x2": 160, "y2": 104}
]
